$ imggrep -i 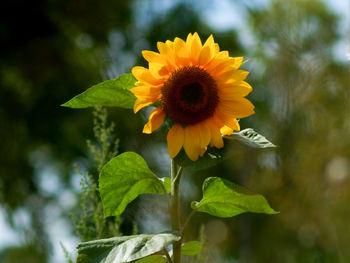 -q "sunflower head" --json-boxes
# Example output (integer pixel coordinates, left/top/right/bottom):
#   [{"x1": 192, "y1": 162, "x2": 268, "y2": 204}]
[{"x1": 131, "y1": 33, "x2": 255, "y2": 161}]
